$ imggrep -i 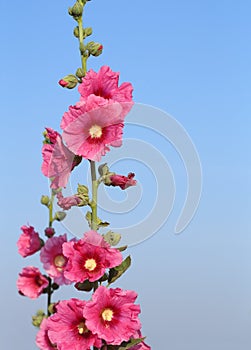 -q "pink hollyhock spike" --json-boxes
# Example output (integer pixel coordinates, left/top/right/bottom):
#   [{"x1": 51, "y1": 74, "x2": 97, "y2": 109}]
[
  {"x1": 56, "y1": 191, "x2": 81, "y2": 210},
  {"x1": 78, "y1": 65, "x2": 133, "y2": 103},
  {"x1": 17, "y1": 266, "x2": 48, "y2": 299},
  {"x1": 17, "y1": 225, "x2": 42, "y2": 257},
  {"x1": 40, "y1": 234, "x2": 72, "y2": 286},
  {"x1": 41, "y1": 128, "x2": 76, "y2": 189},
  {"x1": 109, "y1": 172, "x2": 137, "y2": 190},
  {"x1": 36, "y1": 318, "x2": 57, "y2": 350},
  {"x1": 83, "y1": 286, "x2": 141, "y2": 345},
  {"x1": 62, "y1": 230, "x2": 122, "y2": 283},
  {"x1": 62, "y1": 99, "x2": 132, "y2": 161},
  {"x1": 46, "y1": 298, "x2": 102, "y2": 350}
]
